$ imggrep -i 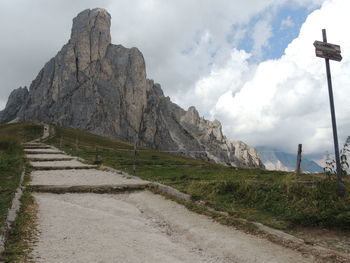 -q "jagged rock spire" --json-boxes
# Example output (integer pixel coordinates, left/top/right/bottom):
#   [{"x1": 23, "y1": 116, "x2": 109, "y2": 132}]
[{"x1": 70, "y1": 8, "x2": 111, "y2": 70}]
